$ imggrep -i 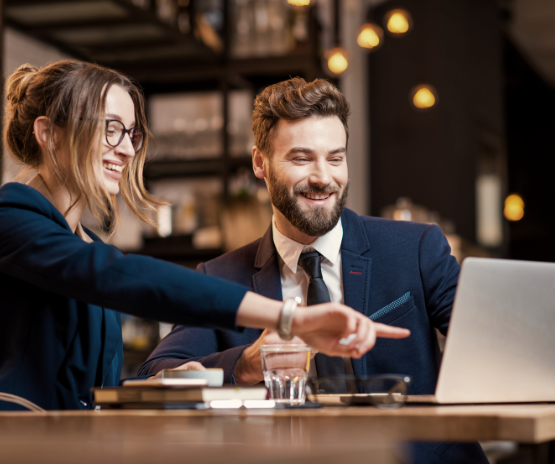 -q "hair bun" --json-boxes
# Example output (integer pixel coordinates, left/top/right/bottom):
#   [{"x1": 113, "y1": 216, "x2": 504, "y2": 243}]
[{"x1": 6, "y1": 64, "x2": 39, "y2": 107}]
